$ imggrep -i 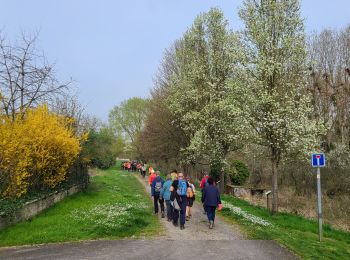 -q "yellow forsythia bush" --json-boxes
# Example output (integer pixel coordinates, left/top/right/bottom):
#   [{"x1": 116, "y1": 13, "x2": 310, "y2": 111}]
[{"x1": 0, "y1": 105, "x2": 81, "y2": 197}]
